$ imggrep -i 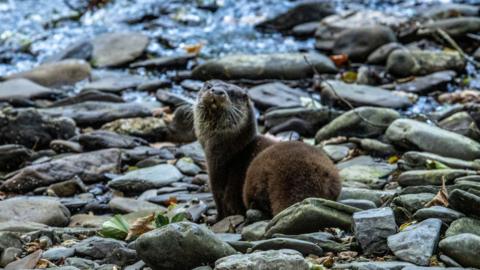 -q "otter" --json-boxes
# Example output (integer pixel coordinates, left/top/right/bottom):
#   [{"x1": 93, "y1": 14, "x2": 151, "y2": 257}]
[{"x1": 194, "y1": 80, "x2": 341, "y2": 219}]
